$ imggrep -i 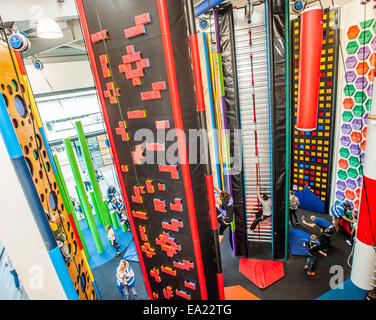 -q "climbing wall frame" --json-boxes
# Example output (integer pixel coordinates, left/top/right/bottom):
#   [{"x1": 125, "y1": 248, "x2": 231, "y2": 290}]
[
  {"x1": 233, "y1": 5, "x2": 272, "y2": 243},
  {"x1": 0, "y1": 41, "x2": 97, "y2": 300},
  {"x1": 291, "y1": 8, "x2": 340, "y2": 213}
]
